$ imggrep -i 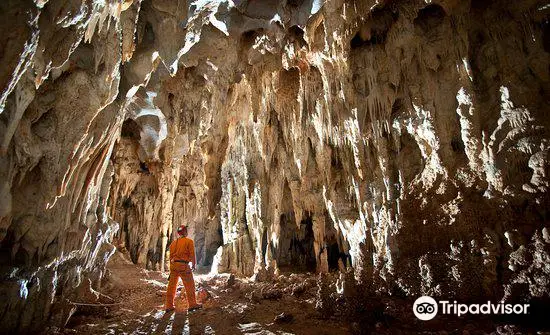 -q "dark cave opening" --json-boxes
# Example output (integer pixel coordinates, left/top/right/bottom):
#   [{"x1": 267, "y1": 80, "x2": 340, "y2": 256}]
[
  {"x1": 1, "y1": 0, "x2": 550, "y2": 332},
  {"x1": 542, "y1": 19, "x2": 550, "y2": 53},
  {"x1": 451, "y1": 136, "x2": 465, "y2": 153},
  {"x1": 288, "y1": 25, "x2": 306, "y2": 47},
  {"x1": 391, "y1": 98, "x2": 404, "y2": 120},
  {"x1": 261, "y1": 227, "x2": 268, "y2": 261},
  {"x1": 350, "y1": 32, "x2": 371, "y2": 49},
  {"x1": 414, "y1": 4, "x2": 446, "y2": 33},
  {"x1": 139, "y1": 161, "x2": 150, "y2": 174},
  {"x1": 327, "y1": 242, "x2": 341, "y2": 271},
  {"x1": 146, "y1": 238, "x2": 162, "y2": 270},
  {"x1": 140, "y1": 21, "x2": 155, "y2": 47},
  {"x1": 121, "y1": 118, "x2": 141, "y2": 140},
  {"x1": 470, "y1": 0, "x2": 492, "y2": 12},
  {"x1": 350, "y1": 7, "x2": 398, "y2": 49},
  {"x1": 325, "y1": 220, "x2": 351, "y2": 272},
  {"x1": 277, "y1": 212, "x2": 316, "y2": 273},
  {"x1": 240, "y1": 29, "x2": 264, "y2": 51},
  {"x1": 294, "y1": 213, "x2": 317, "y2": 272},
  {"x1": 326, "y1": 241, "x2": 351, "y2": 272},
  {"x1": 286, "y1": 0, "x2": 304, "y2": 7}
]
